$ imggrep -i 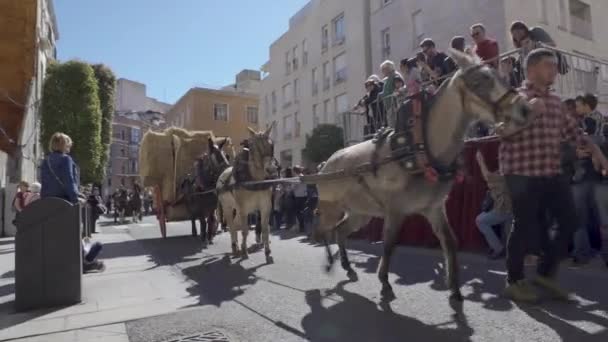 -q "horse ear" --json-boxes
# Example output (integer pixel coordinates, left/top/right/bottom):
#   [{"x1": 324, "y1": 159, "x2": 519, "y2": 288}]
[
  {"x1": 208, "y1": 137, "x2": 215, "y2": 151},
  {"x1": 449, "y1": 48, "x2": 475, "y2": 69},
  {"x1": 264, "y1": 121, "x2": 276, "y2": 137},
  {"x1": 219, "y1": 138, "x2": 228, "y2": 150},
  {"x1": 247, "y1": 127, "x2": 257, "y2": 137}
]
